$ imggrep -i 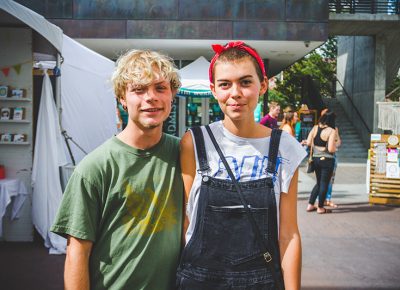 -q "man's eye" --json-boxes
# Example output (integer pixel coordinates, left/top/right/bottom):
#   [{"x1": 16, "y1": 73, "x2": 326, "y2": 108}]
[
  {"x1": 156, "y1": 86, "x2": 167, "y2": 91},
  {"x1": 133, "y1": 88, "x2": 145, "y2": 93},
  {"x1": 218, "y1": 82, "x2": 229, "y2": 88}
]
